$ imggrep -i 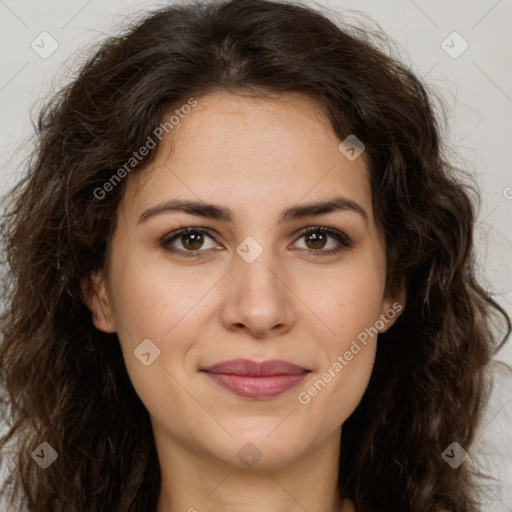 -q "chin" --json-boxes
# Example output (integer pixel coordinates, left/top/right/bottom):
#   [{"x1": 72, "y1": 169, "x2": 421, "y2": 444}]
[{"x1": 204, "y1": 432, "x2": 312, "y2": 470}]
